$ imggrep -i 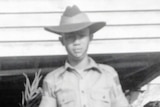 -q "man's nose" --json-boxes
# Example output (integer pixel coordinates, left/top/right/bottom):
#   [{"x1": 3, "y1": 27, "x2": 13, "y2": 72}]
[{"x1": 73, "y1": 35, "x2": 80, "y2": 44}]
